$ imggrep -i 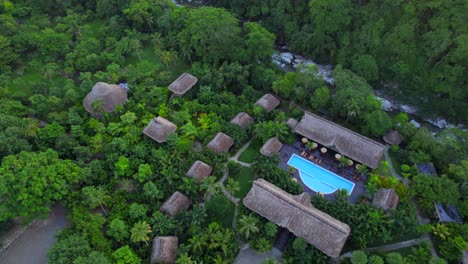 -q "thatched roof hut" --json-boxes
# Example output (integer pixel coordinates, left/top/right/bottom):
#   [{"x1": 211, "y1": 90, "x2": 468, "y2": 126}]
[
  {"x1": 295, "y1": 112, "x2": 385, "y2": 169},
  {"x1": 286, "y1": 118, "x2": 298, "y2": 131},
  {"x1": 243, "y1": 179, "x2": 351, "y2": 258},
  {"x1": 383, "y1": 130, "x2": 404, "y2": 145},
  {"x1": 207, "y1": 132, "x2": 234, "y2": 153},
  {"x1": 372, "y1": 188, "x2": 399, "y2": 211},
  {"x1": 254, "y1": 94, "x2": 280, "y2": 113},
  {"x1": 185, "y1": 160, "x2": 212, "y2": 181},
  {"x1": 230, "y1": 112, "x2": 254, "y2": 128},
  {"x1": 83, "y1": 82, "x2": 128, "y2": 117},
  {"x1": 150, "y1": 236, "x2": 178, "y2": 264},
  {"x1": 168, "y1": 73, "x2": 198, "y2": 96},
  {"x1": 260, "y1": 137, "x2": 283, "y2": 156},
  {"x1": 143, "y1": 117, "x2": 177, "y2": 143},
  {"x1": 160, "y1": 191, "x2": 191, "y2": 217}
]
